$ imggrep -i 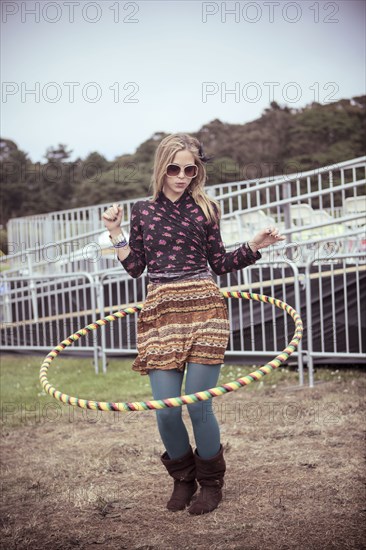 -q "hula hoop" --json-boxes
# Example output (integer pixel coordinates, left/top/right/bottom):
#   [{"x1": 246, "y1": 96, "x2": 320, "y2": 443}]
[{"x1": 39, "y1": 291, "x2": 303, "y2": 412}]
